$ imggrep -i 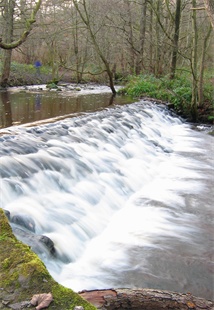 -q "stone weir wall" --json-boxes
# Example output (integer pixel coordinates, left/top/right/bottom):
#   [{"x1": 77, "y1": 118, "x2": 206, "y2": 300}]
[{"x1": 0, "y1": 208, "x2": 213, "y2": 310}]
